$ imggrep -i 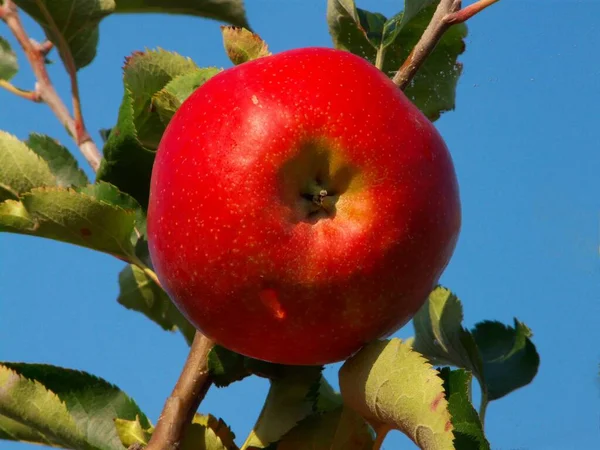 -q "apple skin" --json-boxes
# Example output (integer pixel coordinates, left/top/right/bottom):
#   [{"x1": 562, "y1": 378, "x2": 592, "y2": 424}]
[{"x1": 147, "y1": 47, "x2": 461, "y2": 365}]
